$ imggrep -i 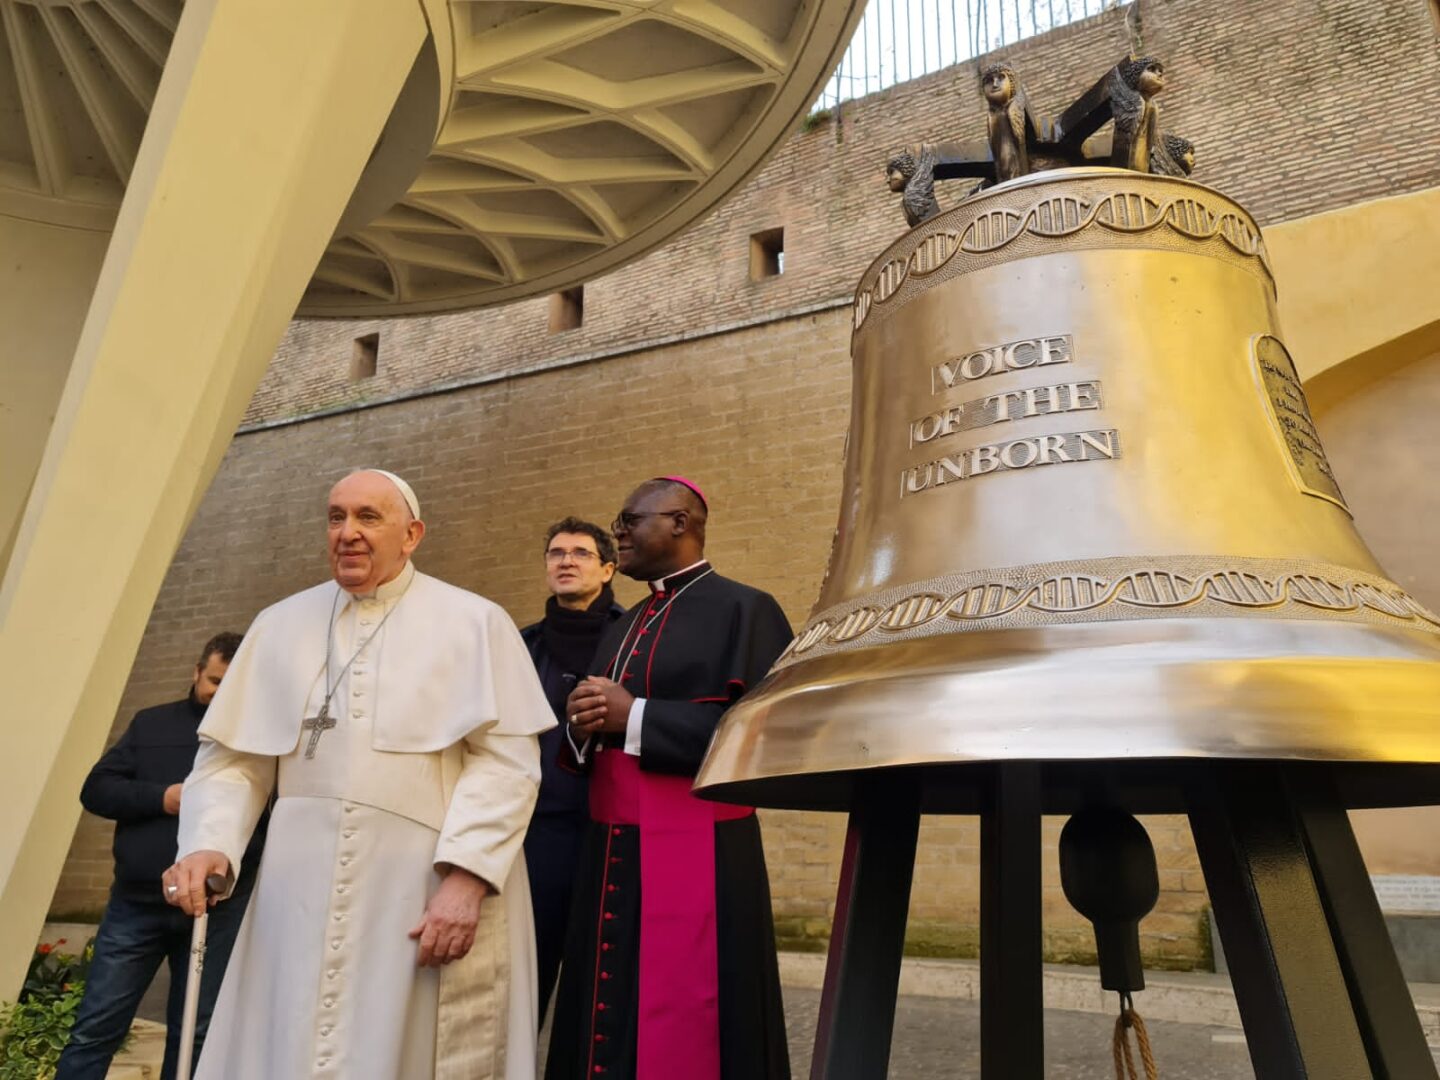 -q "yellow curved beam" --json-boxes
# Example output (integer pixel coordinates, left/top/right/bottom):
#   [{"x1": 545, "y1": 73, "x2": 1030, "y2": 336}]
[{"x1": 1269, "y1": 186, "x2": 1440, "y2": 404}]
